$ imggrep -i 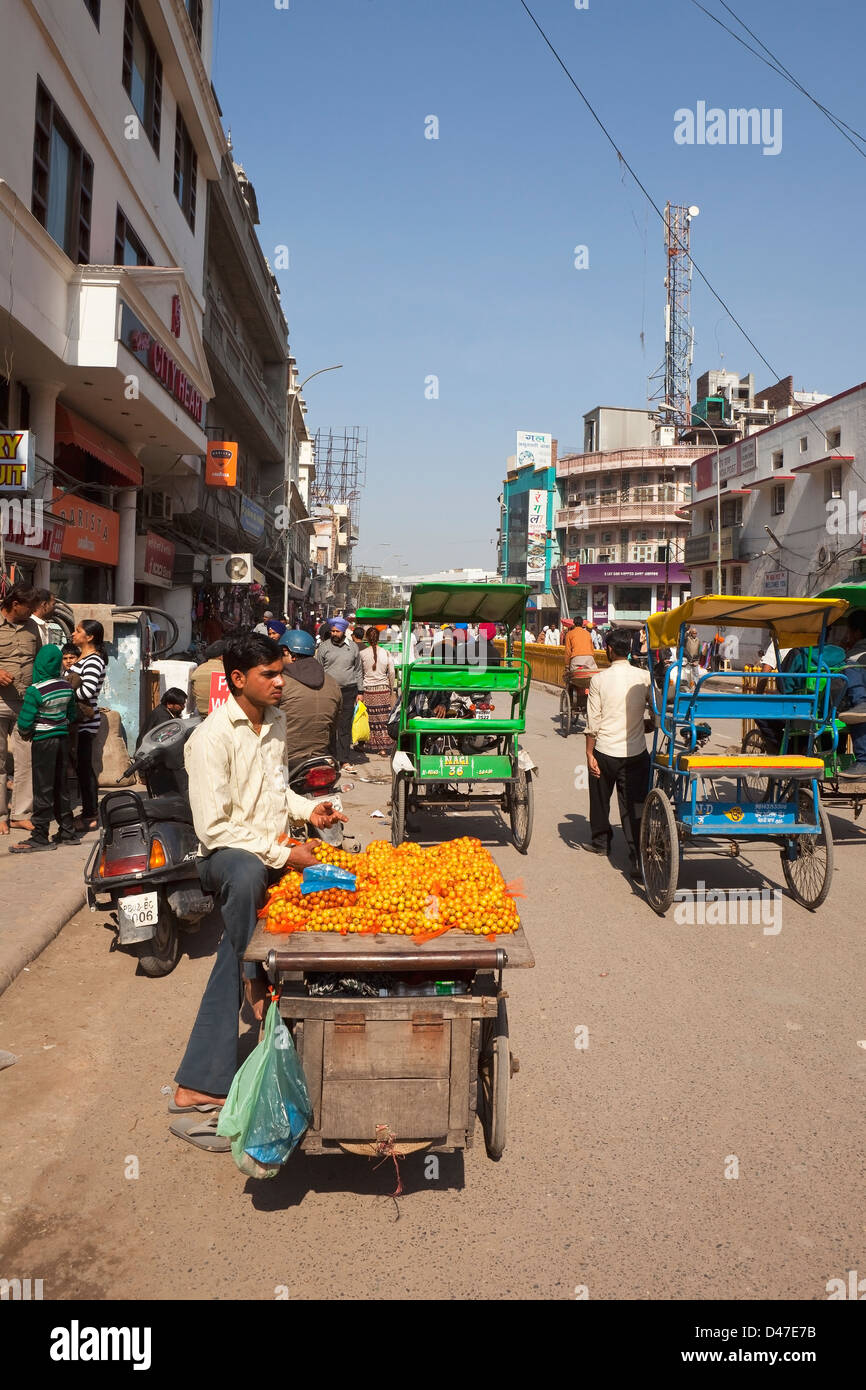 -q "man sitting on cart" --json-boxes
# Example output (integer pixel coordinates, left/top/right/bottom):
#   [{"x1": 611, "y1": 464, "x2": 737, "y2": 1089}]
[
  {"x1": 169, "y1": 633, "x2": 347, "y2": 1153},
  {"x1": 838, "y1": 609, "x2": 866, "y2": 778}
]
